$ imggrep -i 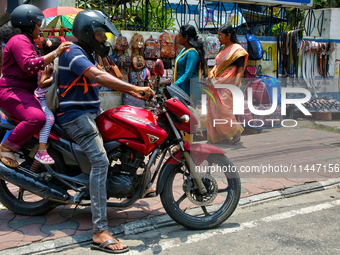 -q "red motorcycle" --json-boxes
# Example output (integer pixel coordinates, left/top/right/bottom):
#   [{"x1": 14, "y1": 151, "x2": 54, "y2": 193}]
[{"x1": 0, "y1": 61, "x2": 240, "y2": 230}]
